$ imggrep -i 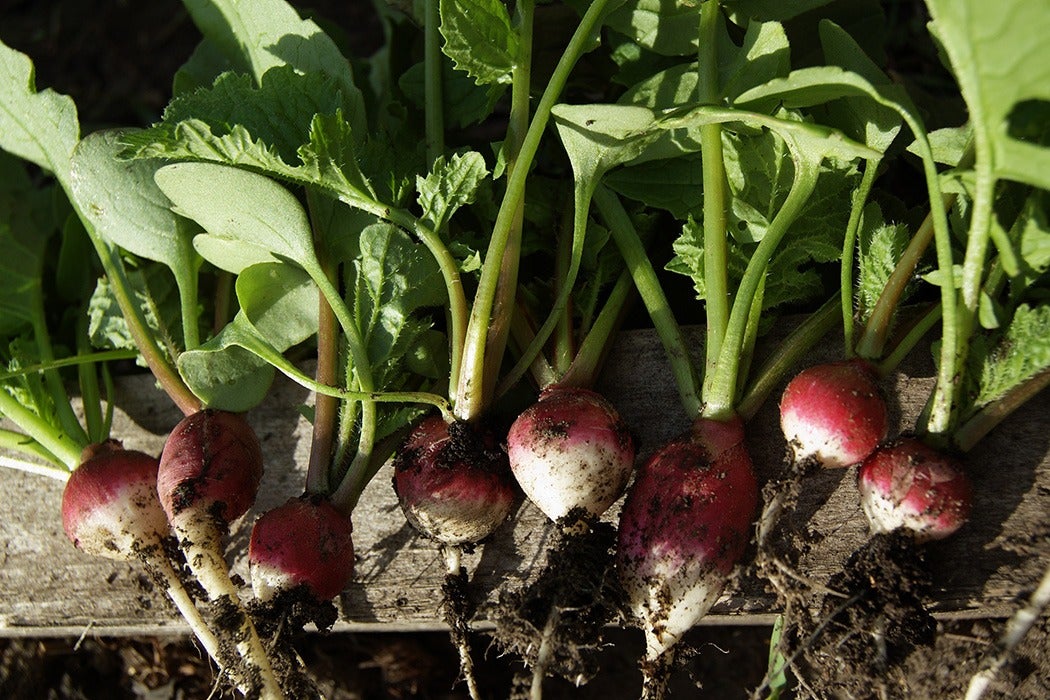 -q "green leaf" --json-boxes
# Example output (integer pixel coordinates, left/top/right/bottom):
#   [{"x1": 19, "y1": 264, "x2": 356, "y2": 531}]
[
  {"x1": 734, "y1": 64, "x2": 906, "y2": 155},
  {"x1": 399, "y1": 60, "x2": 505, "y2": 128},
  {"x1": 617, "y1": 19, "x2": 789, "y2": 105},
  {"x1": 154, "y1": 161, "x2": 321, "y2": 275},
  {"x1": 926, "y1": 0, "x2": 1050, "y2": 190},
  {"x1": 908, "y1": 126, "x2": 973, "y2": 167},
  {"x1": 148, "y1": 68, "x2": 354, "y2": 163},
  {"x1": 352, "y1": 223, "x2": 445, "y2": 371},
  {"x1": 236, "y1": 263, "x2": 319, "y2": 343},
  {"x1": 416, "y1": 151, "x2": 489, "y2": 232},
  {"x1": 182, "y1": 0, "x2": 366, "y2": 137},
  {"x1": 0, "y1": 40, "x2": 79, "y2": 182},
  {"x1": 967, "y1": 304, "x2": 1050, "y2": 411},
  {"x1": 70, "y1": 130, "x2": 200, "y2": 280},
  {"x1": 439, "y1": 0, "x2": 519, "y2": 86},
  {"x1": 177, "y1": 261, "x2": 319, "y2": 411},
  {"x1": 854, "y1": 203, "x2": 912, "y2": 324},
  {"x1": 605, "y1": 0, "x2": 701, "y2": 57},
  {"x1": 177, "y1": 316, "x2": 277, "y2": 411},
  {"x1": 551, "y1": 103, "x2": 666, "y2": 187},
  {"x1": 87, "y1": 266, "x2": 183, "y2": 360},
  {"x1": 604, "y1": 154, "x2": 703, "y2": 218}
]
